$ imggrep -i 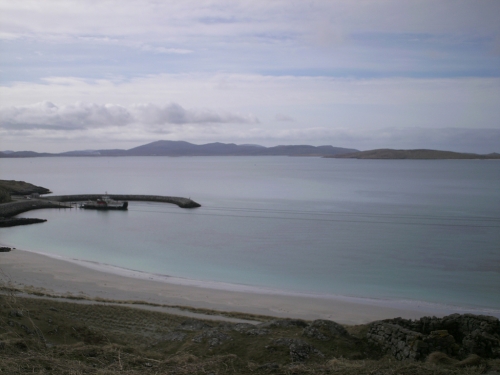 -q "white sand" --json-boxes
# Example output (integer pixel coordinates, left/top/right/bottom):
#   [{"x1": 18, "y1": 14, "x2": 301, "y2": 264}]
[{"x1": 0, "y1": 247, "x2": 490, "y2": 325}]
